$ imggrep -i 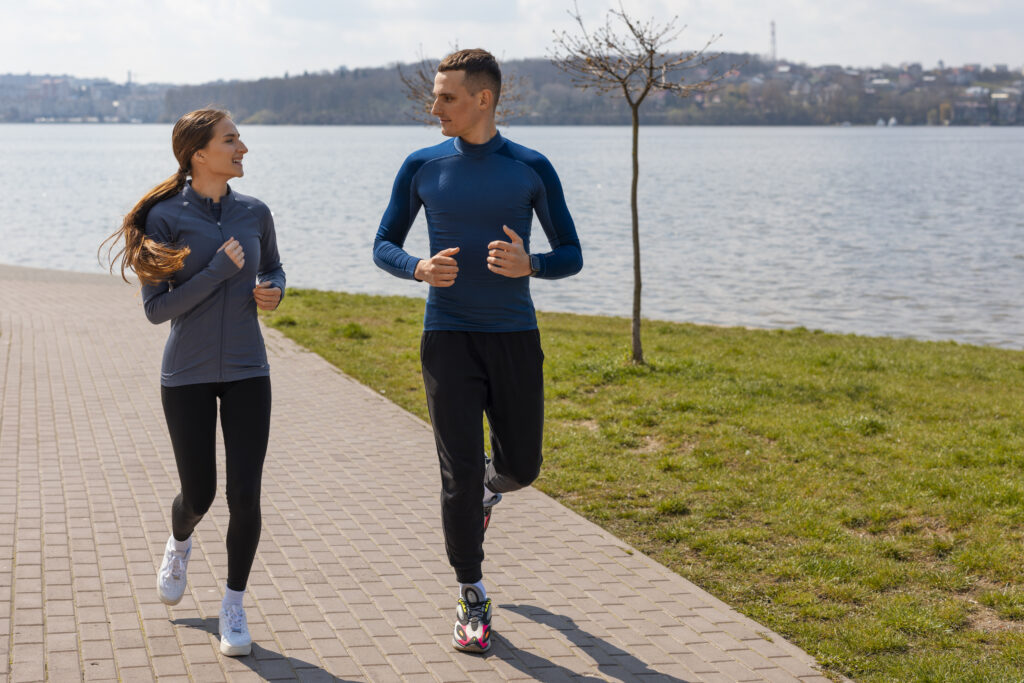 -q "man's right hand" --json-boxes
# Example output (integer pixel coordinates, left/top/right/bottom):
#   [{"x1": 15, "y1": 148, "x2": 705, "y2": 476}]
[{"x1": 414, "y1": 247, "x2": 460, "y2": 287}]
